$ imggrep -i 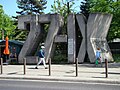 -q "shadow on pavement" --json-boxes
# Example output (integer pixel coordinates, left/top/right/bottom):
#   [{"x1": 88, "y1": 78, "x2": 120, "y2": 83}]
[
  {"x1": 7, "y1": 72, "x2": 18, "y2": 75},
  {"x1": 92, "y1": 76, "x2": 106, "y2": 78},
  {"x1": 101, "y1": 72, "x2": 120, "y2": 75},
  {"x1": 28, "y1": 67, "x2": 36, "y2": 69}
]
